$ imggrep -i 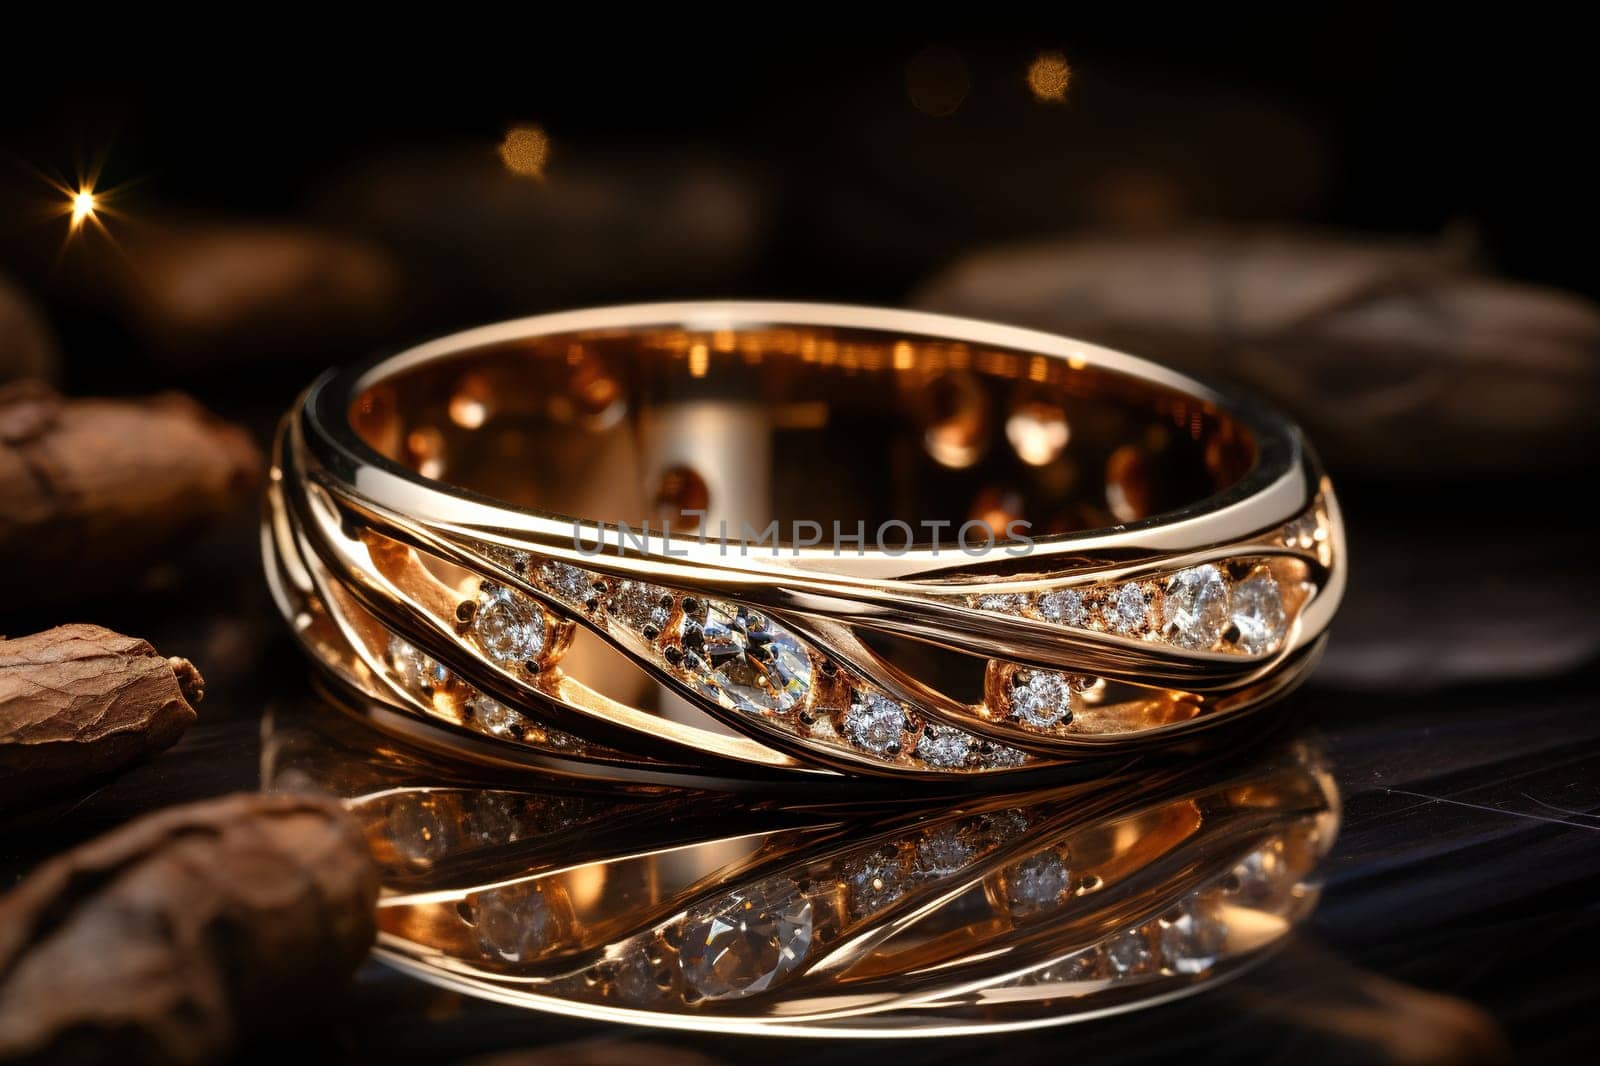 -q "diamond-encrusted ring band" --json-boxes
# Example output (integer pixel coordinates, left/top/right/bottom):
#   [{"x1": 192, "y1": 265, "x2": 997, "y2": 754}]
[{"x1": 263, "y1": 302, "x2": 1345, "y2": 783}]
